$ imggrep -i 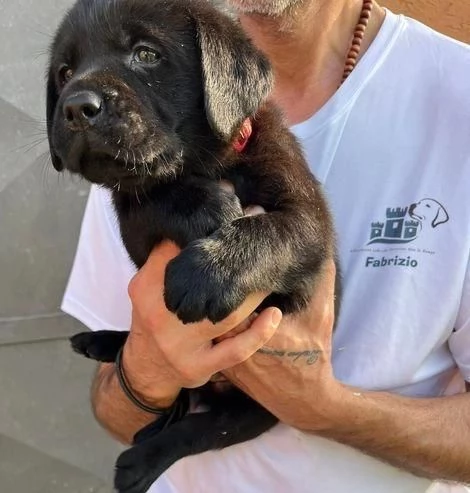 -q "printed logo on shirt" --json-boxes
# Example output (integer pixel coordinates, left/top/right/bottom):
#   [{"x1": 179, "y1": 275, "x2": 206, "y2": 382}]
[
  {"x1": 367, "y1": 198, "x2": 449, "y2": 245},
  {"x1": 349, "y1": 198, "x2": 449, "y2": 270}
]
